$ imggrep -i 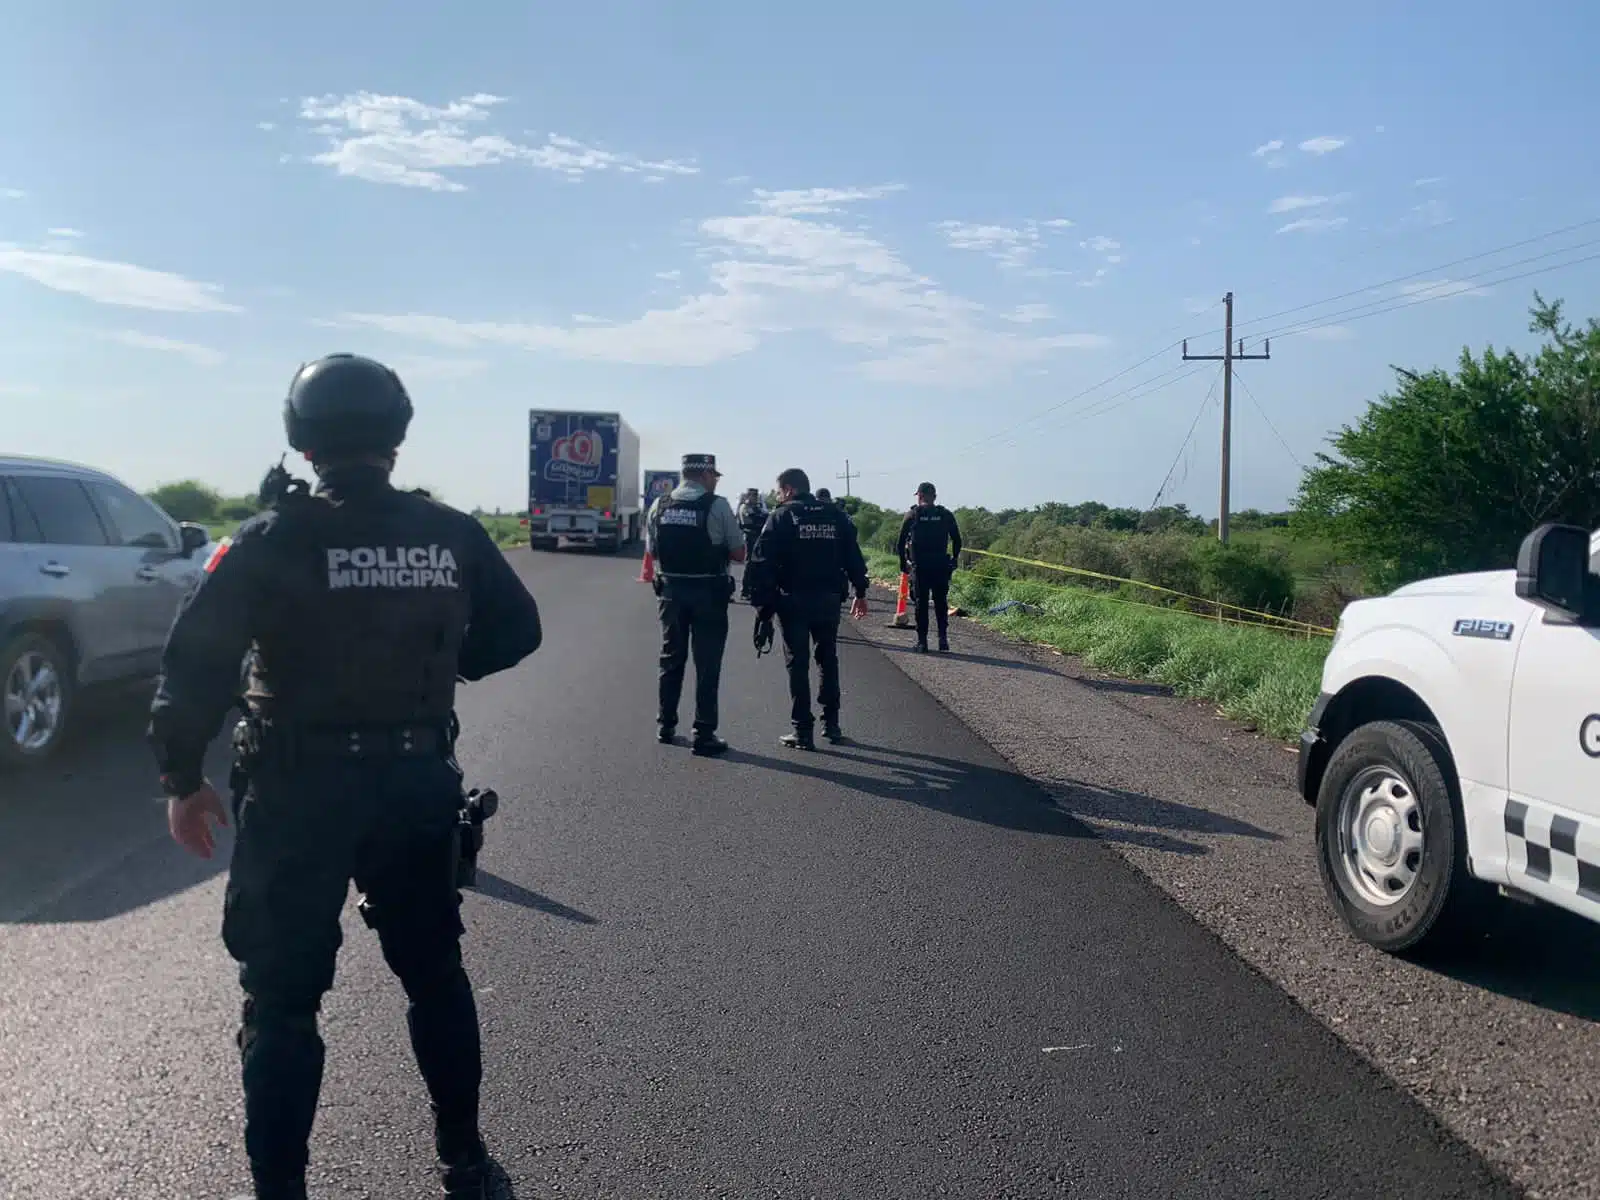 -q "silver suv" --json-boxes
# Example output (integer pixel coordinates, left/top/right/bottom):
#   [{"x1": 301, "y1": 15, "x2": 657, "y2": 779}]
[{"x1": 1, "y1": 455, "x2": 212, "y2": 766}]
